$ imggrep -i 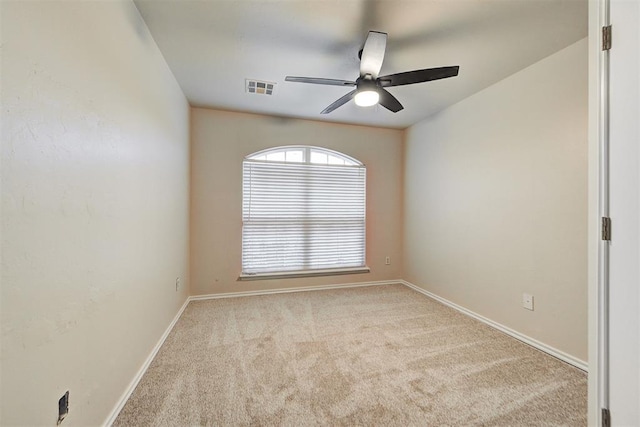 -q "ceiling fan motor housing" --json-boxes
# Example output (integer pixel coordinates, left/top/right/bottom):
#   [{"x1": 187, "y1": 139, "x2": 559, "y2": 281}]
[{"x1": 356, "y1": 76, "x2": 379, "y2": 92}]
